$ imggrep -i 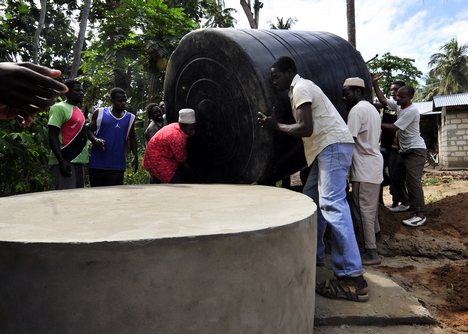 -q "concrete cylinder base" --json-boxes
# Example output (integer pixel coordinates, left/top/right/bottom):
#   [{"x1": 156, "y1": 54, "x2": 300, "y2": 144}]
[{"x1": 0, "y1": 184, "x2": 316, "y2": 334}]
